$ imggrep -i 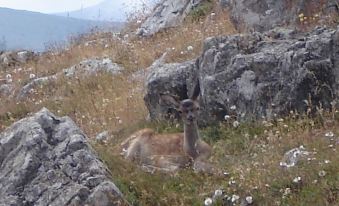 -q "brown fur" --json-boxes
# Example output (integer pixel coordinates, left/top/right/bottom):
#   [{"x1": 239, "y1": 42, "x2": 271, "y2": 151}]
[{"x1": 123, "y1": 94, "x2": 216, "y2": 173}]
